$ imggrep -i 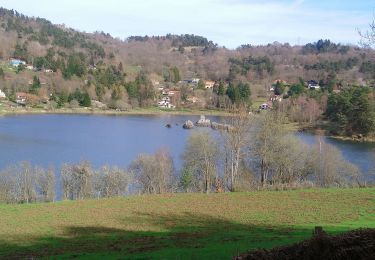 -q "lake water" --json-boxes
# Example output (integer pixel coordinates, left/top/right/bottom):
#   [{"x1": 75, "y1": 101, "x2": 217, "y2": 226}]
[{"x1": 0, "y1": 114, "x2": 374, "y2": 180}]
